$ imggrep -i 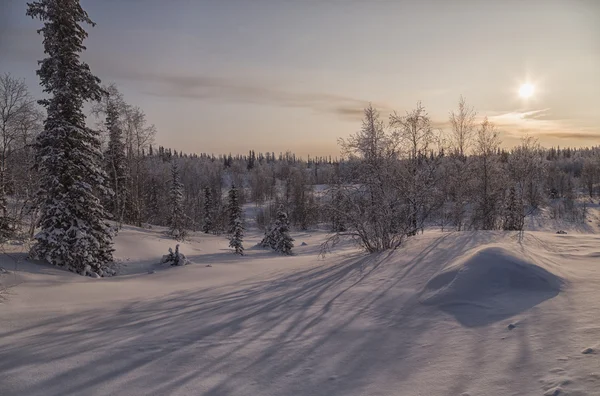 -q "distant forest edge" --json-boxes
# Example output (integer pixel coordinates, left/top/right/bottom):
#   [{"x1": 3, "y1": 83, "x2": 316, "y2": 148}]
[{"x1": 2, "y1": 73, "x2": 599, "y2": 250}]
